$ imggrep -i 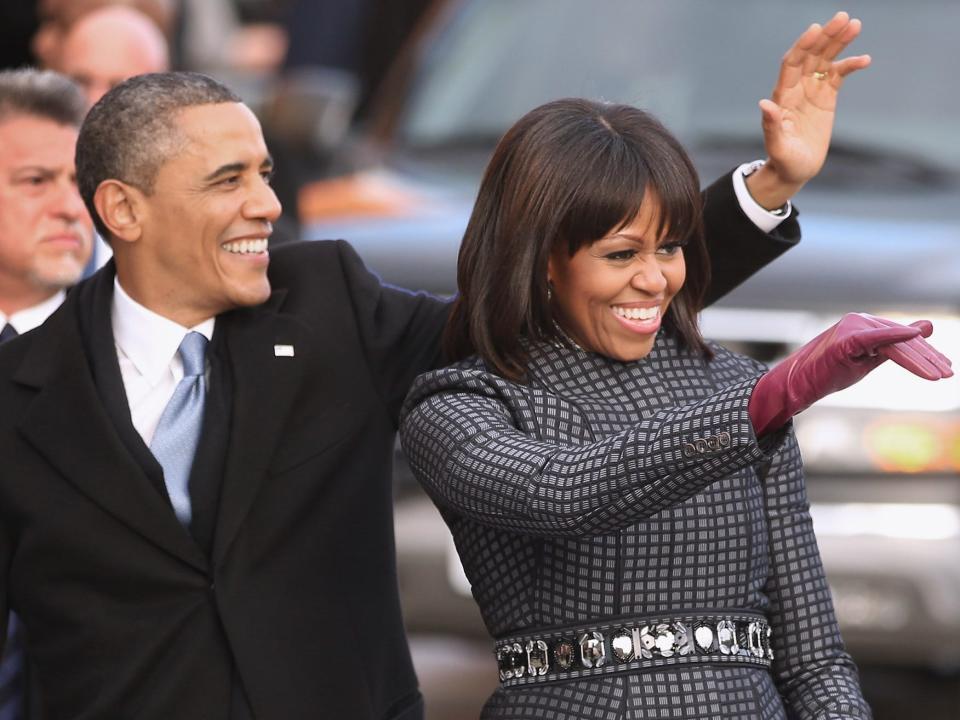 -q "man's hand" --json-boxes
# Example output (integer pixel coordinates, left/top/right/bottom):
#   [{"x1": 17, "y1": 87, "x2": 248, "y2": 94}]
[{"x1": 746, "y1": 11, "x2": 872, "y2": 210}]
